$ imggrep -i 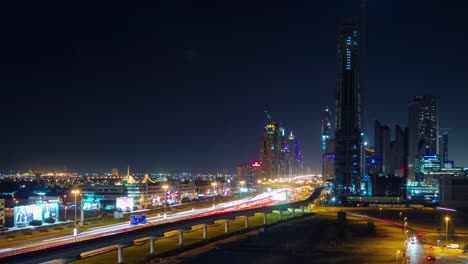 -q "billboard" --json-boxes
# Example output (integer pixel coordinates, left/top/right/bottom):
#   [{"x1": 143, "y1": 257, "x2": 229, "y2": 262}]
[
  {"x1": 116, "y1": 197, "x2": 134, "y2": 212},
  {"x1": 14, "y1": 203, "x2": 59, "y2": 226},
  {"x1": 83, "y1": 201, "x2": 100, "y2": 211}
]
